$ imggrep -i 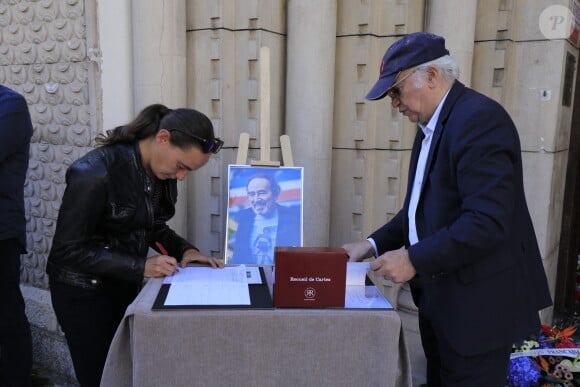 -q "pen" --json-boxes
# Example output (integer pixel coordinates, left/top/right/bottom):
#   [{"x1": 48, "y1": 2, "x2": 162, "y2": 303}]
[
  {"x1": 155, "y1": 241, "x2": 179, "y2": 273},
  {"x1": 155, "y1": 241, "x2": 169, "y2": 255}
]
